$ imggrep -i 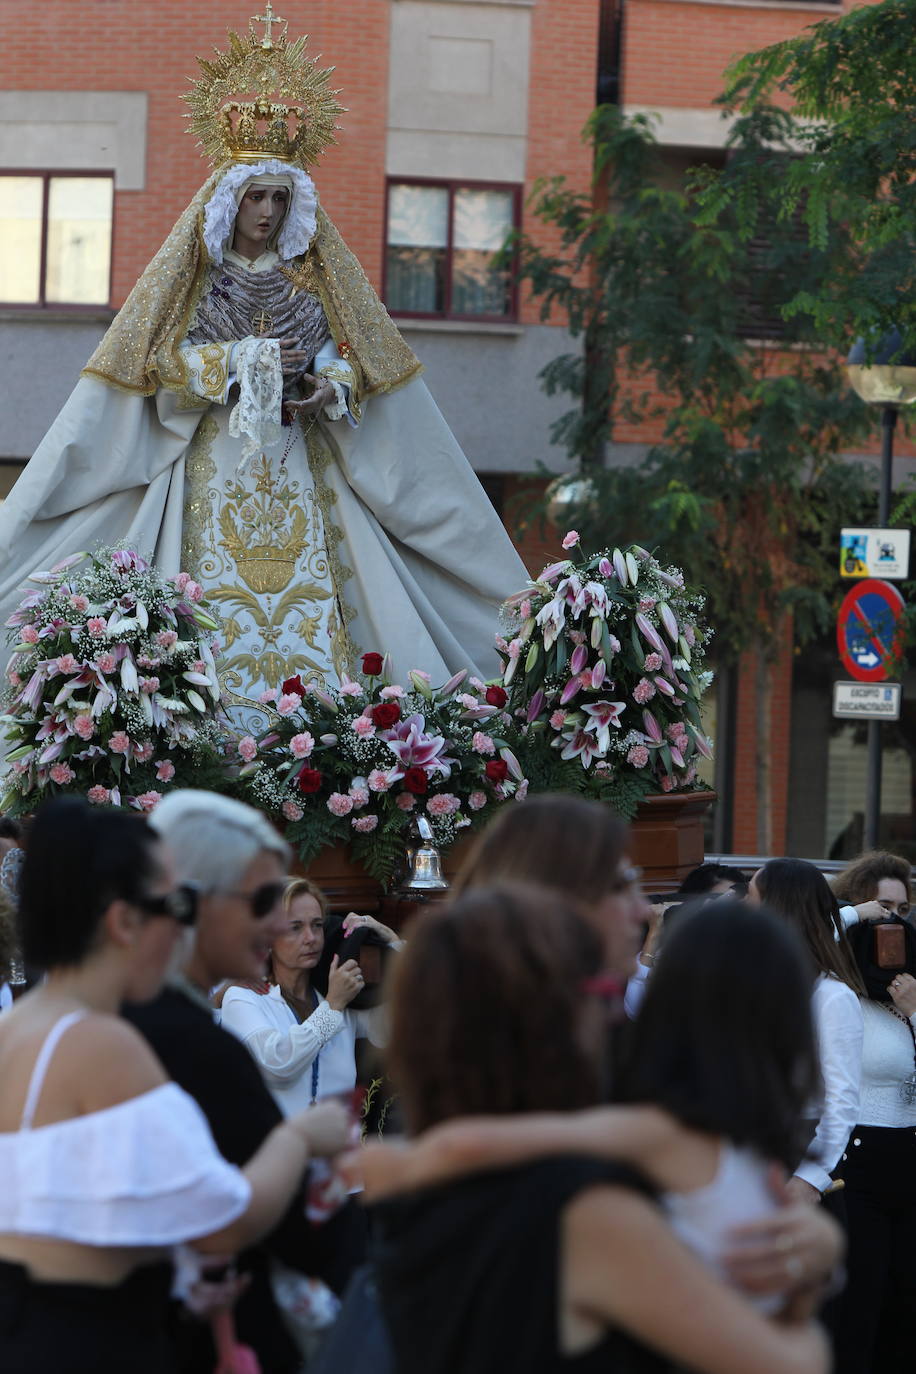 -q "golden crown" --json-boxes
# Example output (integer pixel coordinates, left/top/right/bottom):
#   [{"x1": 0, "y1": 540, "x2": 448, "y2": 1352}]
[{"x1": 185, "y1": 6, "x2": 345, "y2": 169}]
